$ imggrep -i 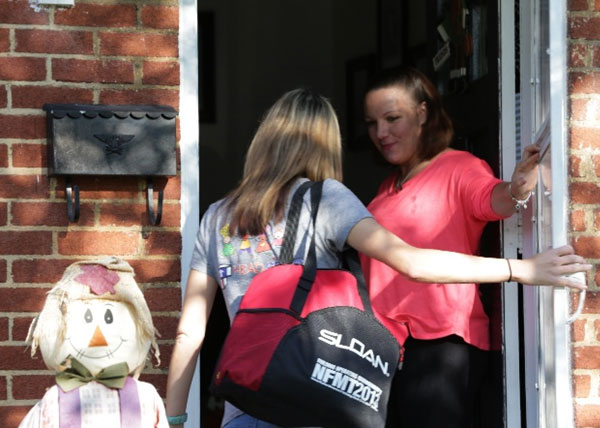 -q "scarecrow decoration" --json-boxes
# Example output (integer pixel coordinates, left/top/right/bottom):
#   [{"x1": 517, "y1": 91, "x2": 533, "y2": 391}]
[{"x1": 19, "y1": 257, "x2": 168, "y2": 428}]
